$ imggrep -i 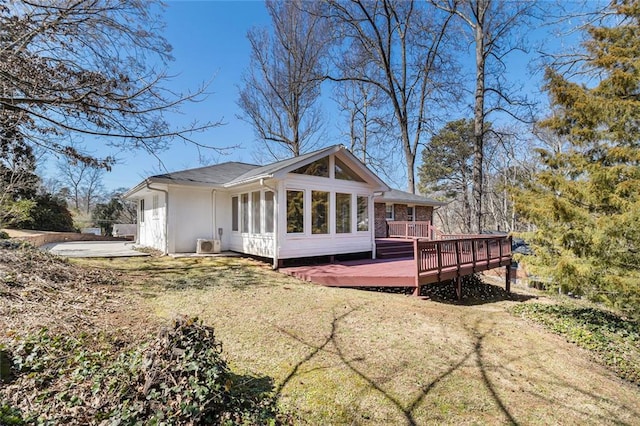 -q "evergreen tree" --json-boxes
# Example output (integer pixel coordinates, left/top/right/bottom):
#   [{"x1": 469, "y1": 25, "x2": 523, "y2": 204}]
[
  {"x1": 418, "y1": 119, "x2": 475, "y2": 232},
  {"x1": 514, "y1": 0, "x2": 640, "y2": 316}
]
